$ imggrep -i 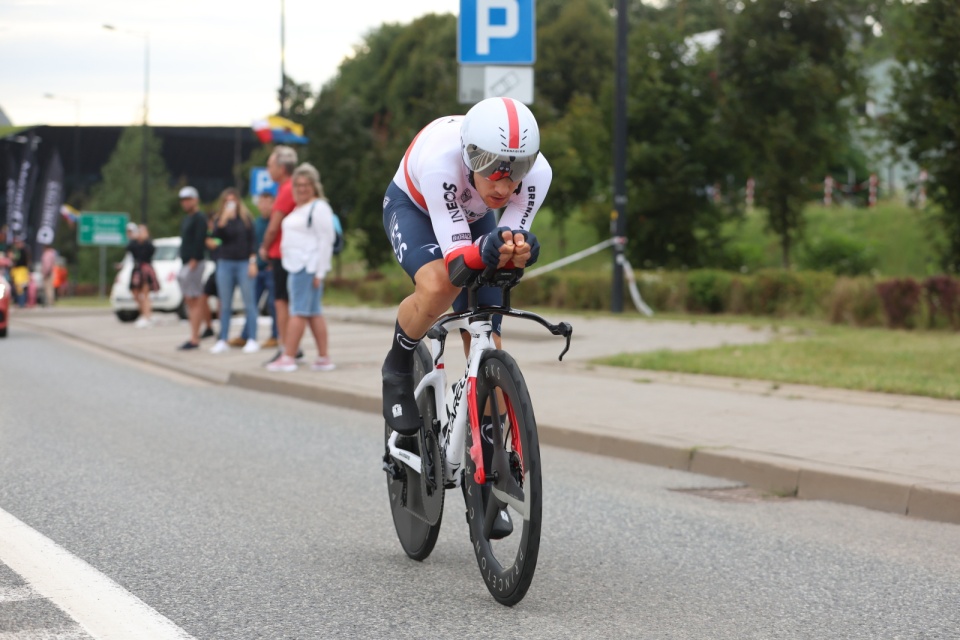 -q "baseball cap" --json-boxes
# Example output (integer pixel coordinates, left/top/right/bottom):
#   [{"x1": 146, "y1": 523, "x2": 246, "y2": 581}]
[
  {"x1": 178, "y1": 186, "x2": 199, "y2": 199},
  {"x1": 126, "y1": 222, "x2": 138, "y2": 233}
]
